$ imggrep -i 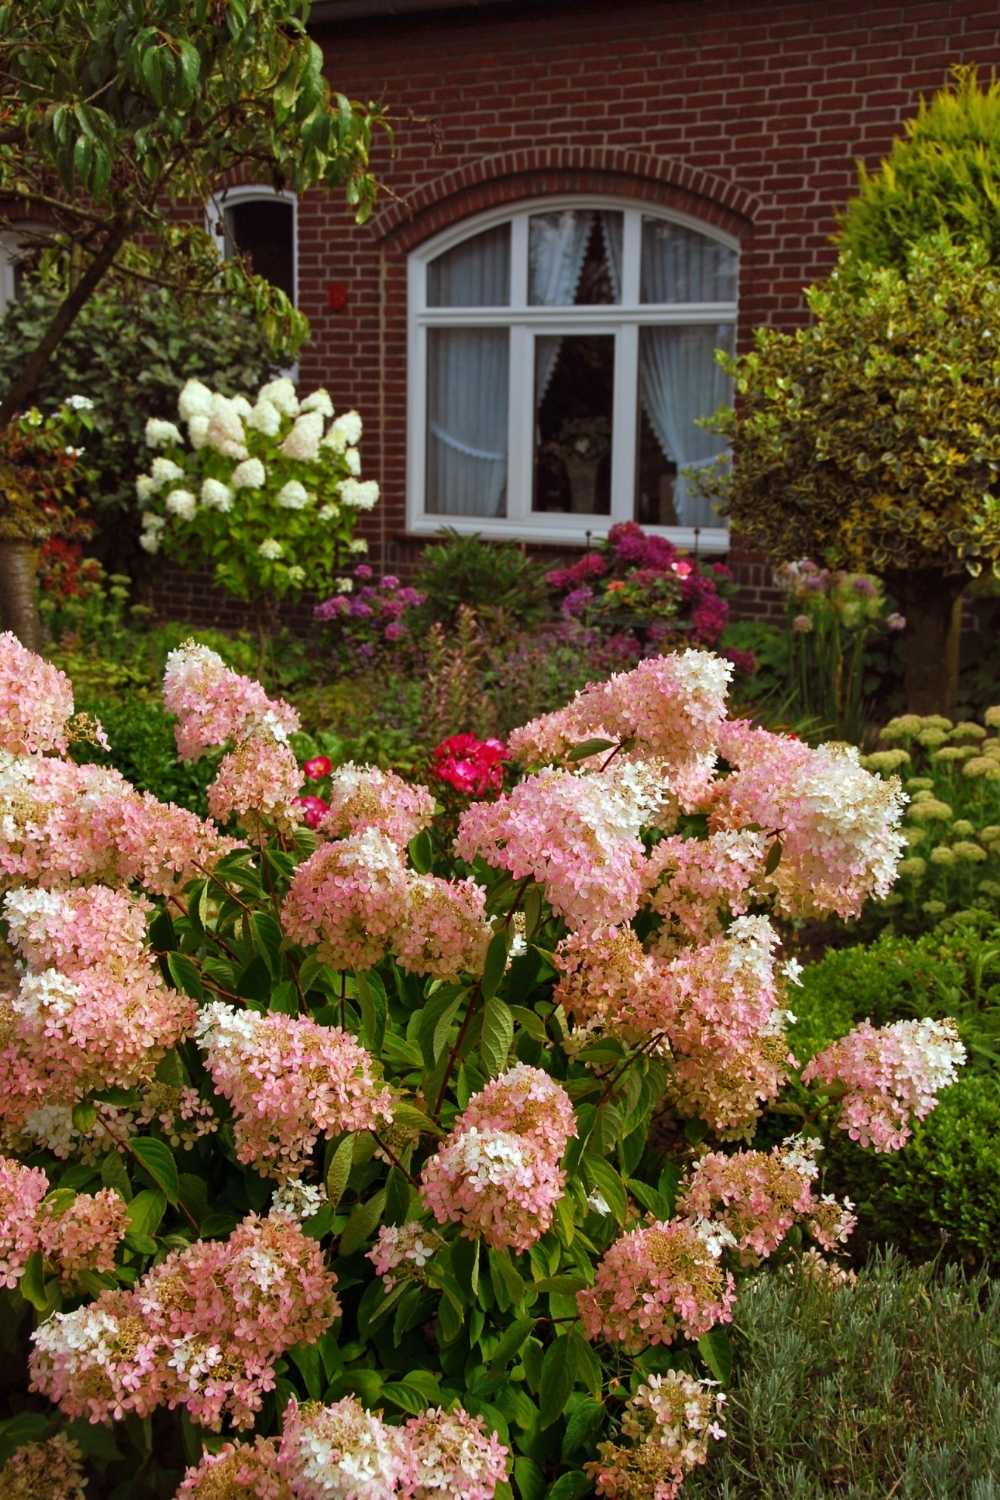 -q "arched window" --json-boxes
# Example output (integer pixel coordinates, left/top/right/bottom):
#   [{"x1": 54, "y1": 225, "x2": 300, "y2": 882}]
[
  {"x1": 407, "y1": 199, "x2": 738, "y2": 547},
  {"x1": 206, "y1": 186, "x2": 297, "y2": 305}
]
